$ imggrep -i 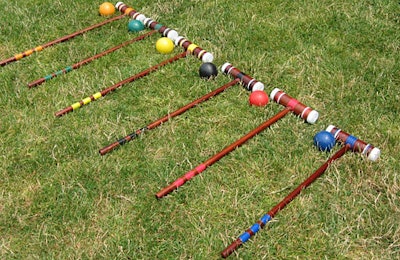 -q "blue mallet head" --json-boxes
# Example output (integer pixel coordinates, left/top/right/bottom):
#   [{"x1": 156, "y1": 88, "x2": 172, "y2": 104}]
[{"x1": 314, "y1": 130, "x2": 336, "y2": 152}]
